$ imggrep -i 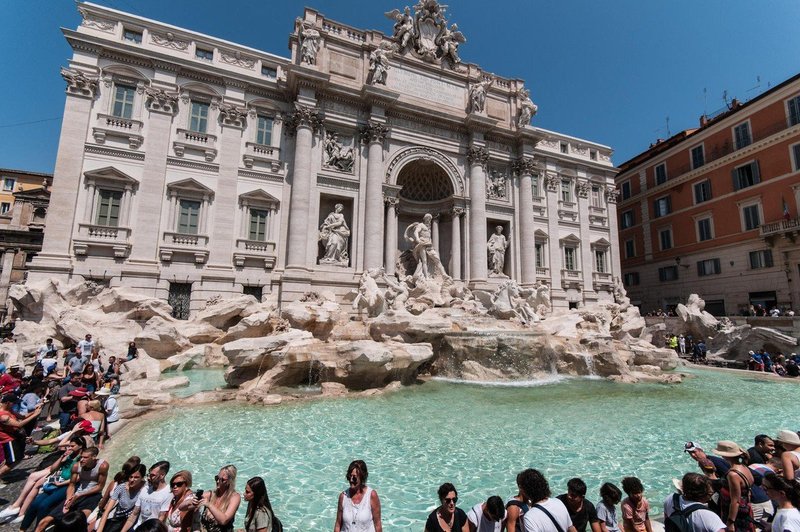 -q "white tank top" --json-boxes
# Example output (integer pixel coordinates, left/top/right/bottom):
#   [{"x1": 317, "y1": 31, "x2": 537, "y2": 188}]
[
  {"x1": 341, "y1": 486, "x2": 375, "y2": 532},
  {"x1": 791, "y1": 451, "x2": 800, "y2": 480}
]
